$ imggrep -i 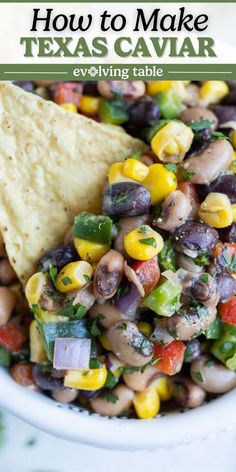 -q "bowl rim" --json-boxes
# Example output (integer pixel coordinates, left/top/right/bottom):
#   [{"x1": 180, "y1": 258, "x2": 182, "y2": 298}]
[{"x1": 1, "y1": 368, "x2": 236, "y2": 450}]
